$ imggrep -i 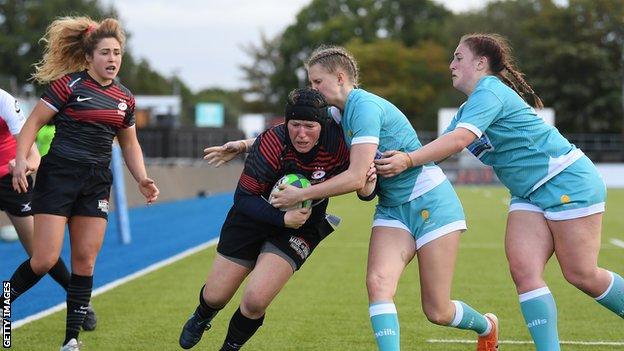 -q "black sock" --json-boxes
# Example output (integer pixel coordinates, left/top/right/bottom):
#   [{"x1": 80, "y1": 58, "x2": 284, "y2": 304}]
[
  {"x1": 48, "y1": 258, "x2": 71, "y2": 291},
  {"x1": 220, "y1": 307, "x2": 264, "y2": 351},
  {"x1": 9, "y1": 259, "x2": 44, "y2": 301},
  {"x1": 197, "y1": 285, "x2": 221, "y2": 320},
  {"x1": 64, "y1": 274, "x2": 93, "y2": 346}
]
